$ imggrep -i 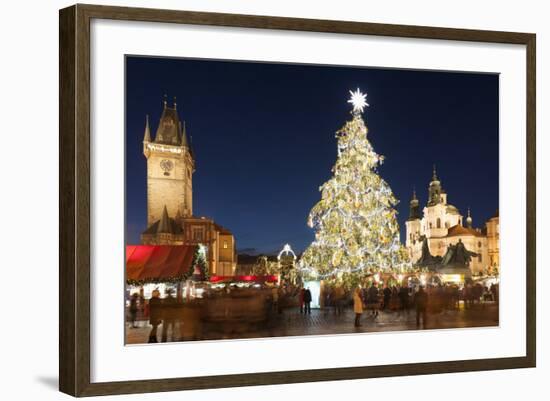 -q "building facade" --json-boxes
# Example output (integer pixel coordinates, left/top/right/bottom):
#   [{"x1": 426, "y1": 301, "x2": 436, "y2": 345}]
[
  {"x1": 405, "y1": 167, "x2": 499, "y2": 275},
  {"x1": 140, "y1": 97, "x2": 236, "y2": 276}
]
